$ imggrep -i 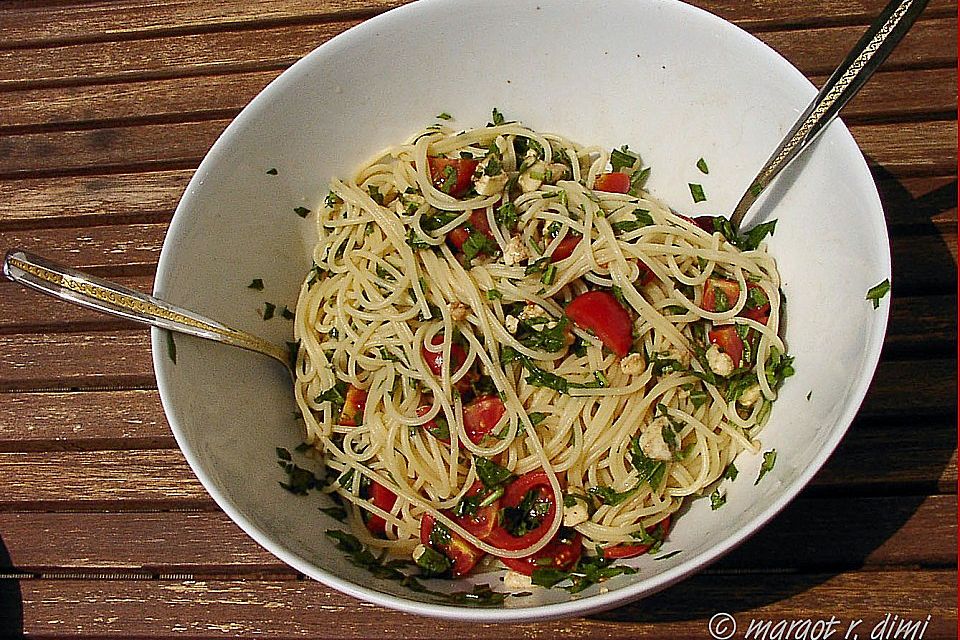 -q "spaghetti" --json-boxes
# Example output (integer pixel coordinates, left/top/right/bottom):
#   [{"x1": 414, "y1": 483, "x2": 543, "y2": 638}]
[{"x1": 292, "y1": 113, "x2": 791, "y2": 582}]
